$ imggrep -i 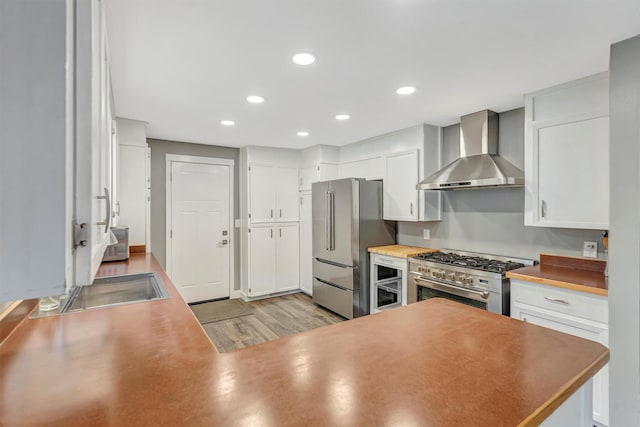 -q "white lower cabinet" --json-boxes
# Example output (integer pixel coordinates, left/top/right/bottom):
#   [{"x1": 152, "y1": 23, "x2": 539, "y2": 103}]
[
  {"x1": 299, "y1": 193, "x2": 313, "y2": 295},
  {"x1": 370, "y1": 253, "x2": 408, "y2": 313},
  {"x1": 511, "y1": 280, "x2": 609, "y2": 426},
  {"x1": 248, "y1": 223, "x2": 299, "y2": 297},
  {"x1": 248, "y1": 225, "x2": 277, "y2": 297},
  {"x1": 276, "y1": 223, "x2": 300, "y2": 292}
]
